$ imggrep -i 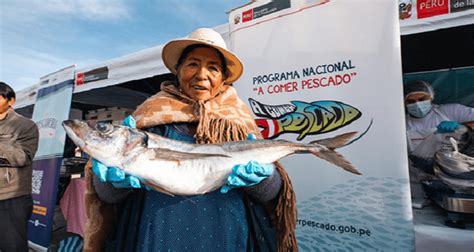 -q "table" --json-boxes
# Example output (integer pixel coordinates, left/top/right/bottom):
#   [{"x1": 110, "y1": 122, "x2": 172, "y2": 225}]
[{"x1": 414, "y1": 204, "x2": 474, "y2": 252}]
